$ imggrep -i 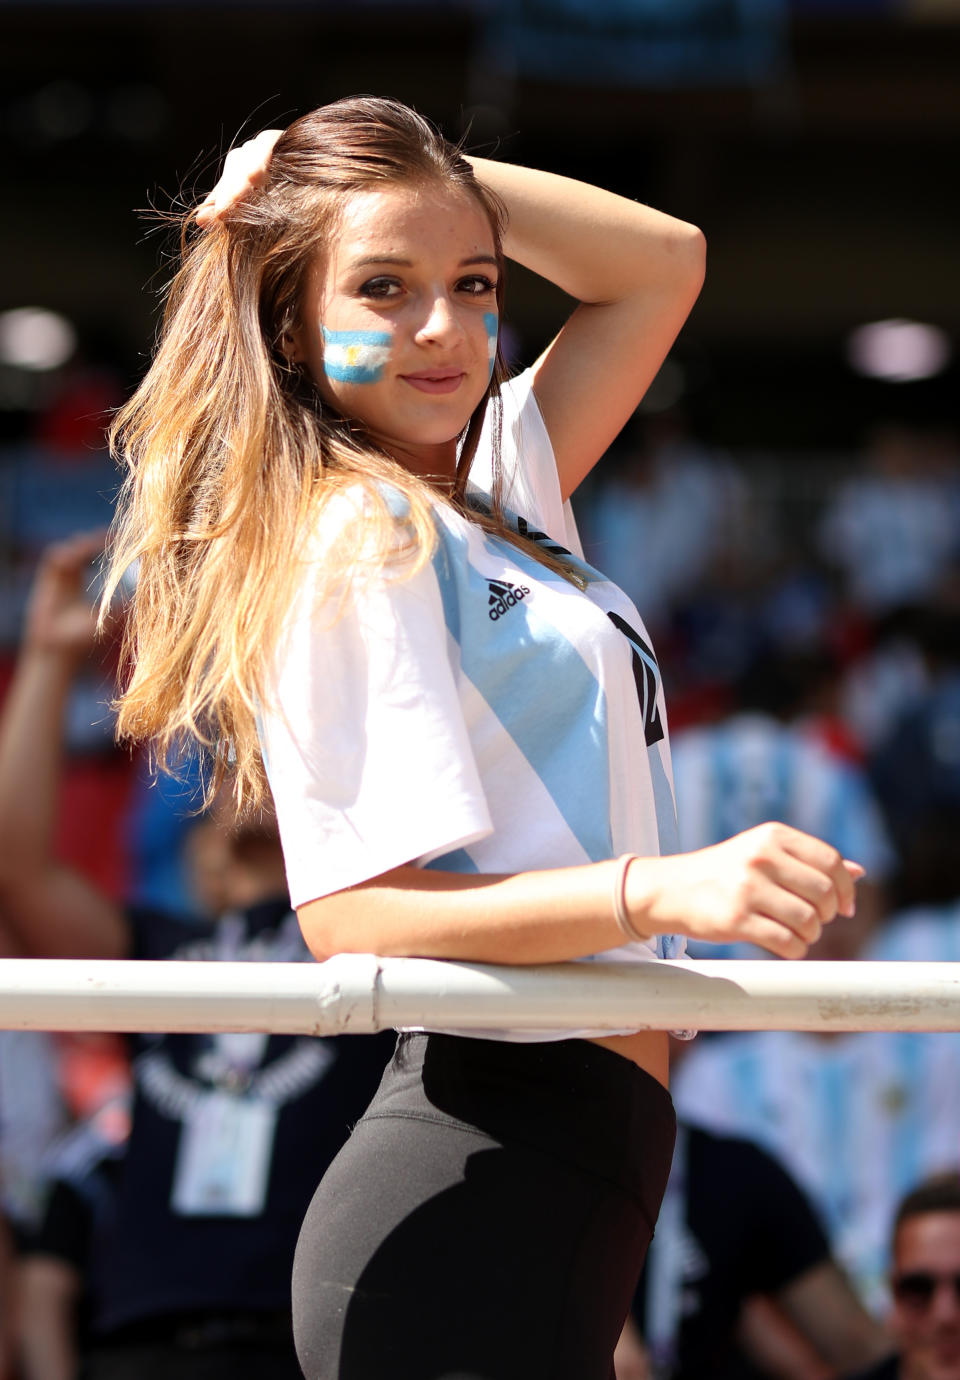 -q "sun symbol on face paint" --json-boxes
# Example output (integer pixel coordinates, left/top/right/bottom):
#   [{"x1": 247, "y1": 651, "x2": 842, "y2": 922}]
[{"x1": 345, "y1": 345, "x2": 361, "y2": 366}]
